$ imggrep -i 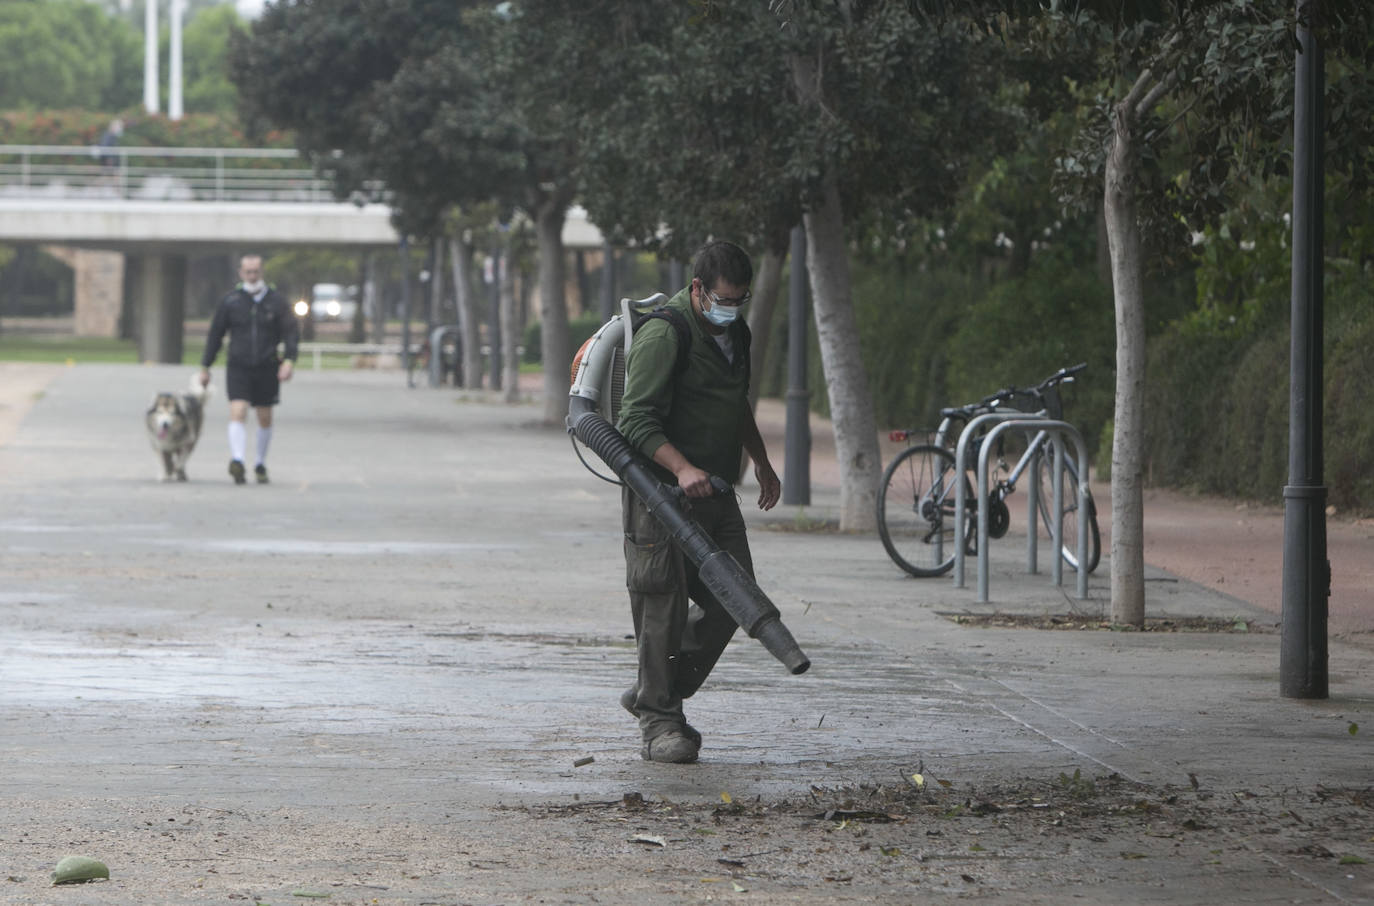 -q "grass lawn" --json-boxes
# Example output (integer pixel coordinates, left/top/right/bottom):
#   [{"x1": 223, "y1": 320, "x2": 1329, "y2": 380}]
[
  {"x1": 0, "y1": 334, "x2": 161, "y2": 365},
  {"x1": 2, "y1": 326, "x2": 542, "y2": 374},
  {"x1": 1, "y1": 336, "x2": 357, "y2": 370}
]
